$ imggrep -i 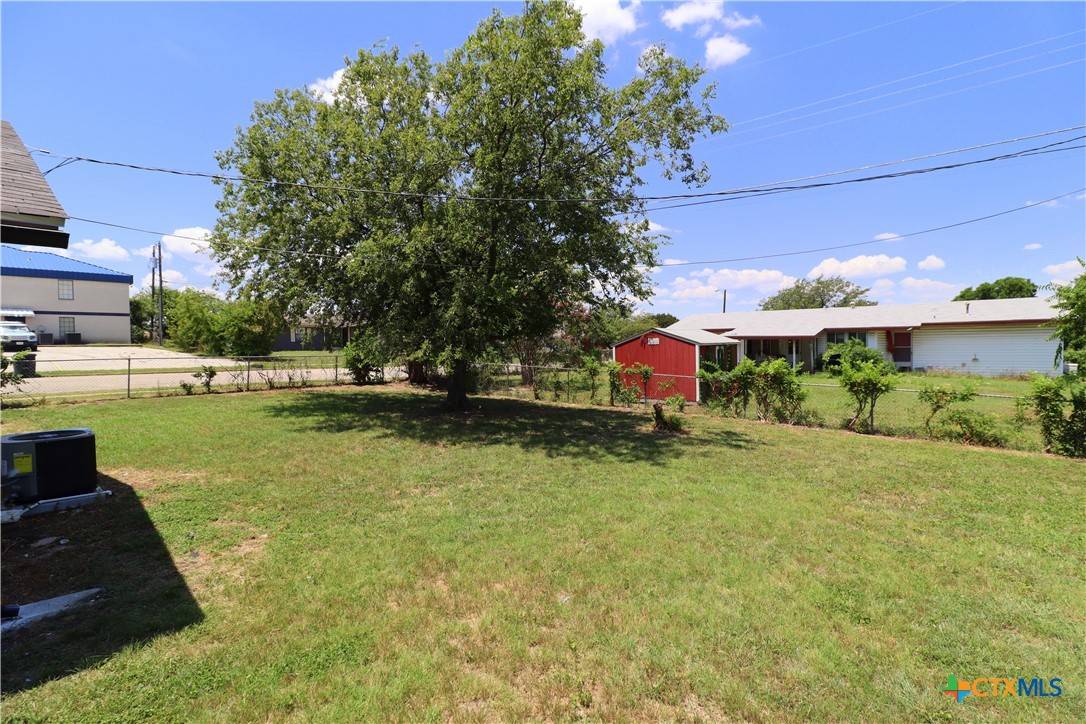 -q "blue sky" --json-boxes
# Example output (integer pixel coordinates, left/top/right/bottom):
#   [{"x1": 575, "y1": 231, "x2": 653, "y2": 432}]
[{"x1": 3, "y1": 1, "x2": 1083, "y2": 315}]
